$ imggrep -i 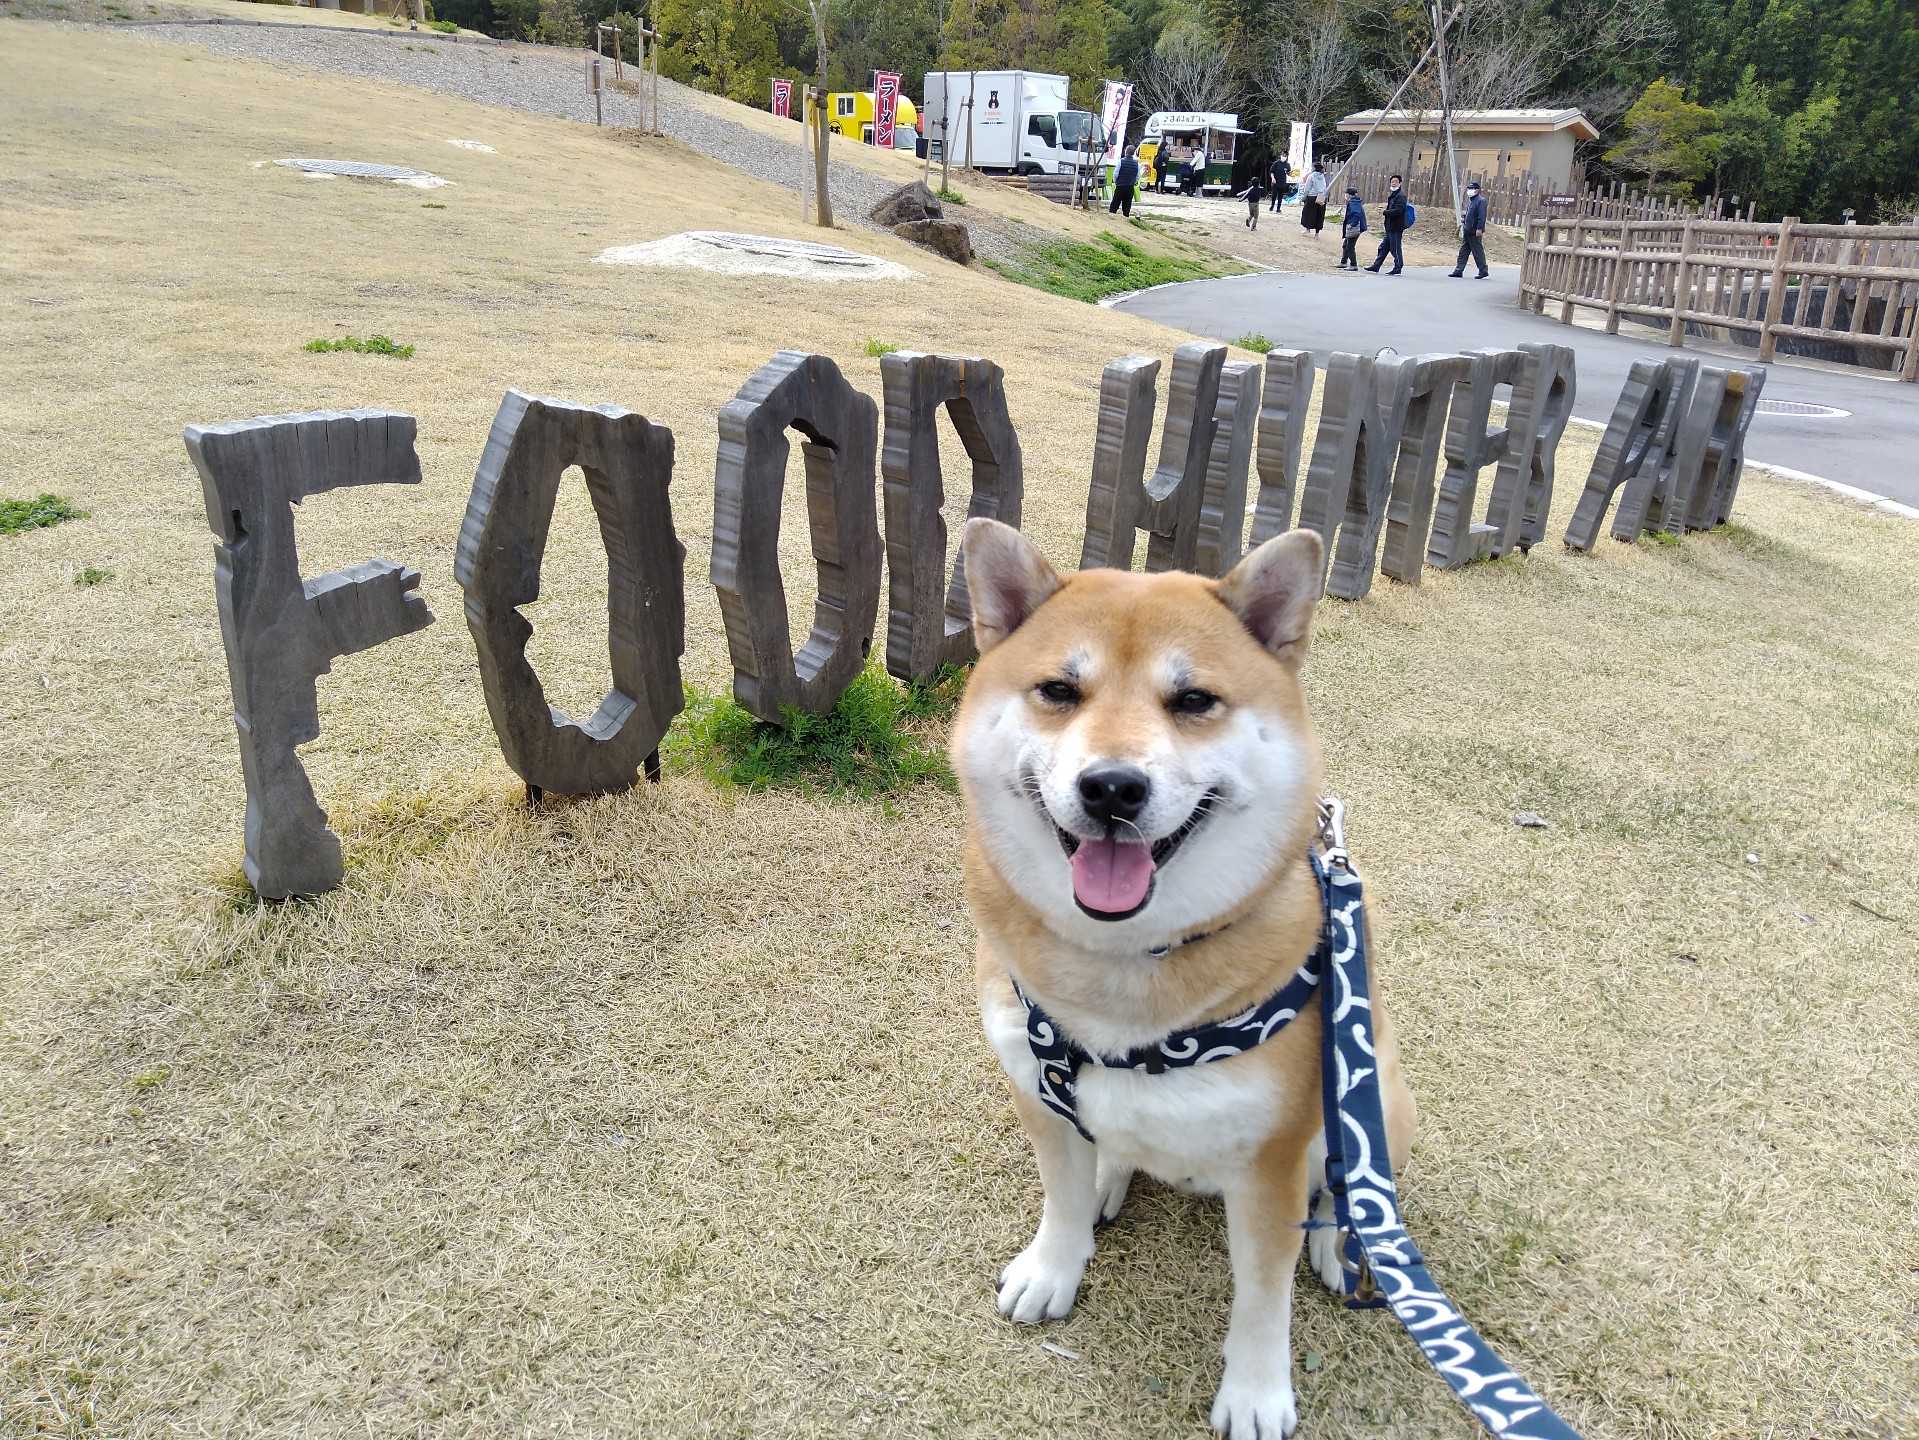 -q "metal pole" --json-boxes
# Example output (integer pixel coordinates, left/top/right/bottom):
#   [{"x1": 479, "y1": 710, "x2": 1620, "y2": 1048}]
[{"x1": 1329, "y1": 3, "x2": 1460, "y2": 194}]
